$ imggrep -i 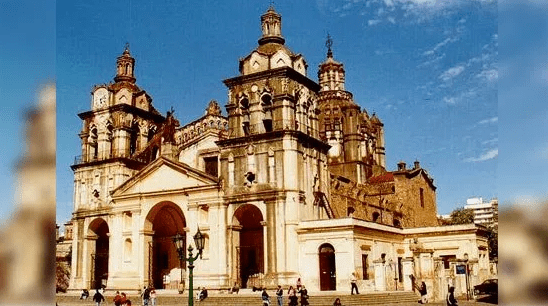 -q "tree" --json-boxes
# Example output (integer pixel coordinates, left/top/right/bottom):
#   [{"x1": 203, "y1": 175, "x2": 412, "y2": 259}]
[
  {"x1": 486, "y1": 226, "x2": 498, "y2": 260},
  {"x1": 445, "y1": 207, "x2": 475, "y2": 225}
]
